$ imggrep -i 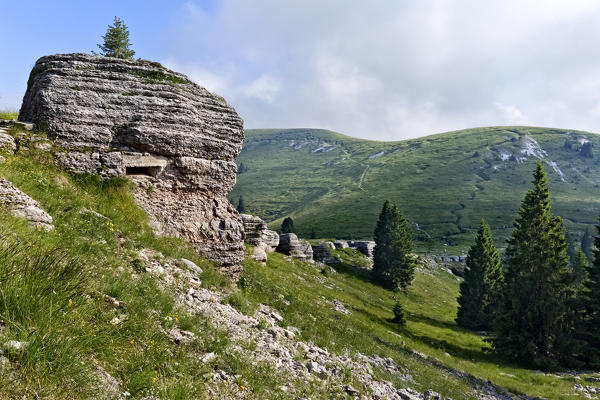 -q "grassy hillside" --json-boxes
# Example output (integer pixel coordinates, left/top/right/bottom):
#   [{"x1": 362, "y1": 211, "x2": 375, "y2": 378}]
[
  {"x1": 1, "y1": 121, "x2": 599, "y2": 398},
  {"x1": 238, "y1": 249, "x2": 600, "y2": 399},
  {"x1": 231, "y1": 127, "x2": 600, "y2": 254}
]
